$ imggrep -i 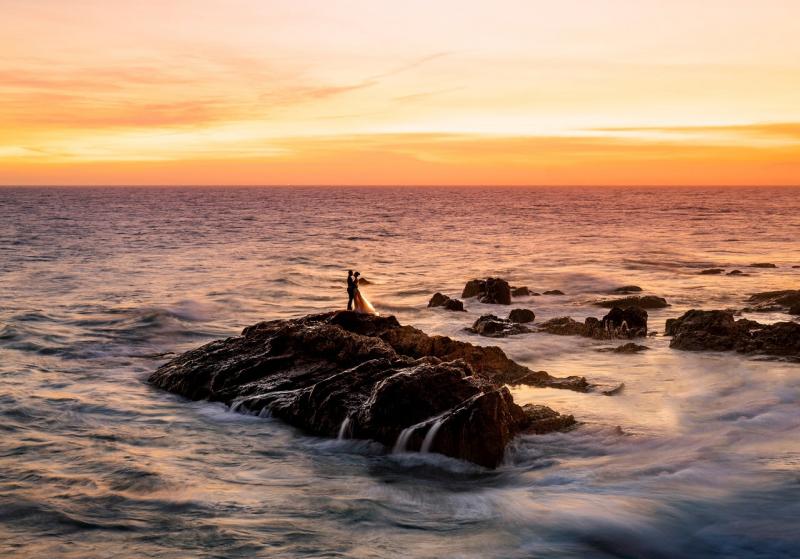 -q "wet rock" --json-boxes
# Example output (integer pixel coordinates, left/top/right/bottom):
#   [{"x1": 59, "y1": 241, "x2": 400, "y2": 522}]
[
  {"x1": 149, "y1": 311, "x2": 583, "y2": 468},
  {"x1": 468, "y1": 314, "x2": 531, "y2": 338},
  {"x1": 597, "y1": 343, "x2": 649, "y2": 354},
  {"x1": 700, "y1": 268, "x2": 725, "y2": 275},
  {"x1": 595, "y1": 295, "x2": 669, "y2": 309},
  {"x1": 612, "y1": 285, "x2": 643, "y2": 294},
  {"x1": 727, "y1": 270, "x2": 745, "y2": 276},
  {"x1": 665, "y1": 309, "x2": 800, "y2": 359},
  {"x1": 428, "y1": 292, "x2": 466, "y2": 312},
  {"x1": 744, "y1": 290, "x2": 800, "y2": 314},
  {"x1": 543, "y1": 290, "x2": 565, "y2": 295},
  {"x1": 750, "y1": 263, "x2": 778, "y2": 268},
  {"x1": 520, "y1": 404, "x2": 576, "y2": 434},
  {"x1": 790, "y1": 305, "x2": 800, "y2": 316},
  {"x1": 508, "y1": 308, "x2": 536, "y2": 324},
  {"x1": 536, "y1": 306, "x2": 647, "y2": 340},
  {"x1": 461, "y1": 277, "x2": 512, "y2": 305},
  {"x1": 511, "y1": 286, "x2": 532, "y2": 297}
]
